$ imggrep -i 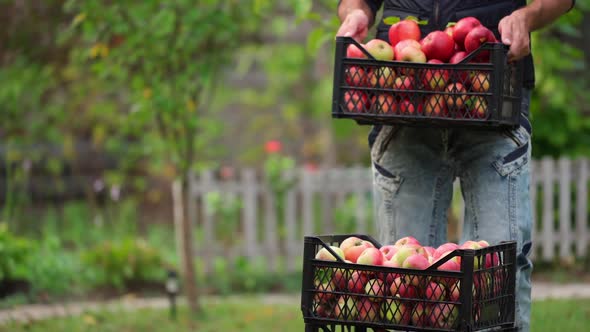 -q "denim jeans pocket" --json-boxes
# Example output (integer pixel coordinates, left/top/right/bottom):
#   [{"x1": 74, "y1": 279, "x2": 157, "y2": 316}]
[
  {"x1": 373, "y1": 161, "x2": 404, "y2": 195},
  {"x1": 493, "y1": 131, "x2": 530, "y2": 177}
]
